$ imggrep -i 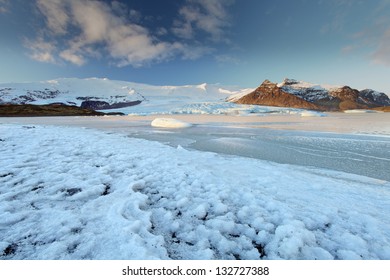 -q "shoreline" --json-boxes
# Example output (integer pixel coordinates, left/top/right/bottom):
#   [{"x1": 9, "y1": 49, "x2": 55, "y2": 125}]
[{"x1": 1, "y1": 112, "x2": 390, "y2": 136}]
